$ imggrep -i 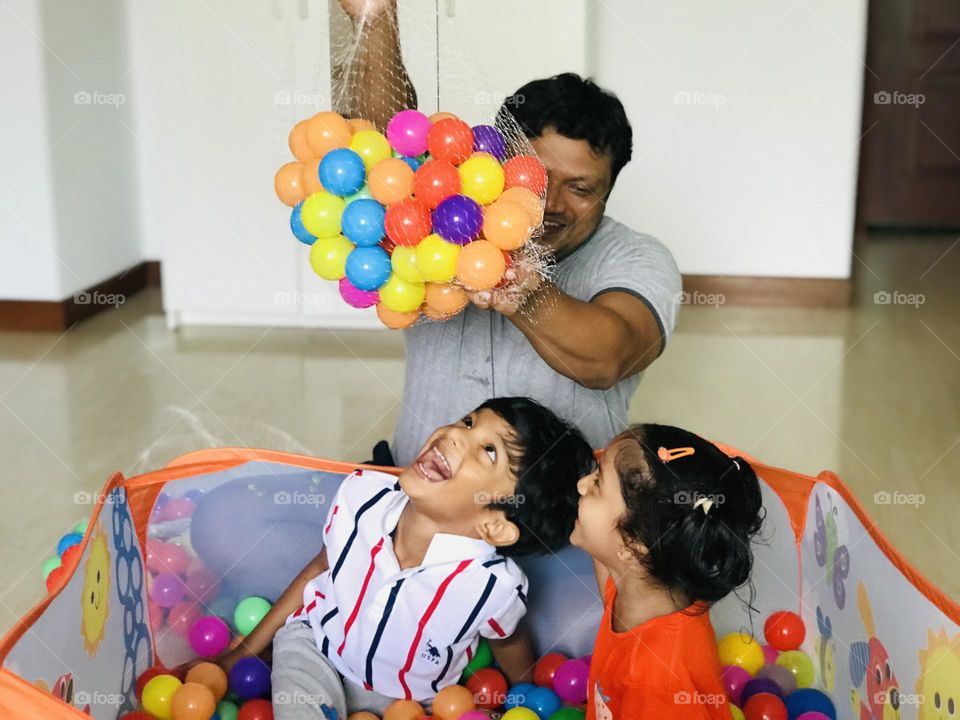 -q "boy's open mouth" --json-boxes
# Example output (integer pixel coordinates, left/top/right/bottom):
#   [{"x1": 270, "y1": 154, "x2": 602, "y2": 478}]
[{"x1": 415, "y1": 443, "x2": 453, "y2": 483}]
